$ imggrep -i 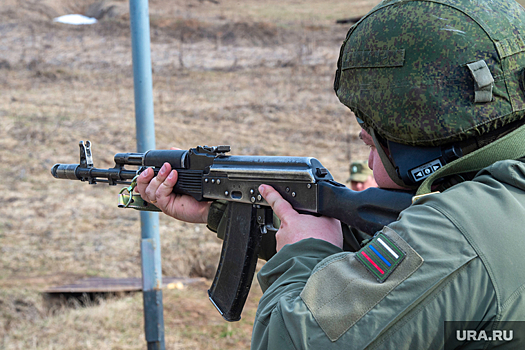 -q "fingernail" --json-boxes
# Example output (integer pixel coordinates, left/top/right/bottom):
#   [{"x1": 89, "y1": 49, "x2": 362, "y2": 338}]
[
  {"x1": 167, "y1": 170, "x2": 175, "y2": 180},
  {"x1": 159, "y1": 163, "x2": 167, "y2": 175},
  {"x1": 258, "y1": 185, "x2": 265, "y2": 194},
  {"x1": 141, "y1": 169, "x2": 149, "y2": 177}
]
